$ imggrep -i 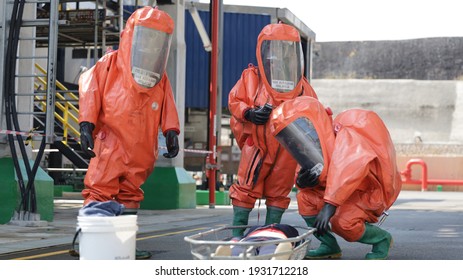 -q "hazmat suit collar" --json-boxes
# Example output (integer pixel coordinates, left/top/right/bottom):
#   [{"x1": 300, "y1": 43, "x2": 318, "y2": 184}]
[
  {"x1": 117, "y1": 6, "x2": 174, "y2": 93},
  {"x1": 256, "y1": 23, "x2": 304, "y2": 103}
]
